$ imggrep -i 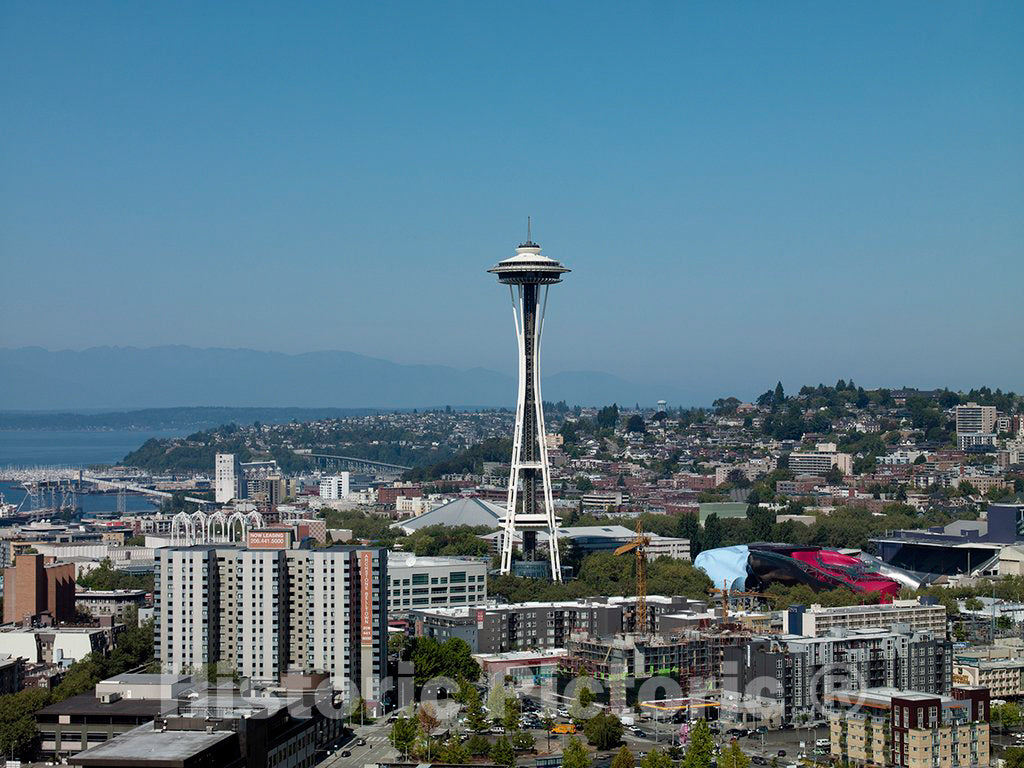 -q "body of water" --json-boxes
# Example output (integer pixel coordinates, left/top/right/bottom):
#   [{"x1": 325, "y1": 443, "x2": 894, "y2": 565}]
[
  {"x1": 0, "y1": 428, "x2": 190, "y2": 468},
  {"x1": 0, "y1": 480, "x2": 159, "y2": 516}
]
